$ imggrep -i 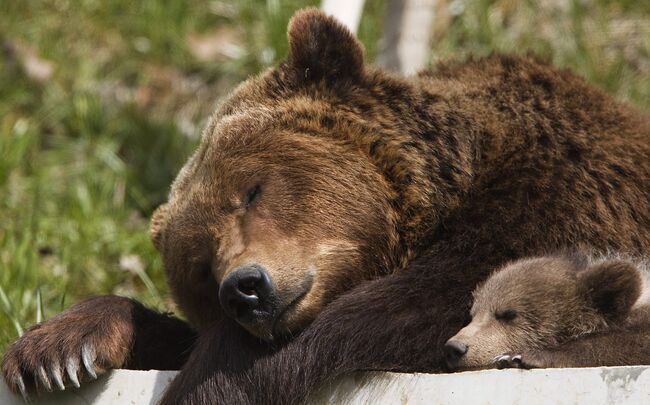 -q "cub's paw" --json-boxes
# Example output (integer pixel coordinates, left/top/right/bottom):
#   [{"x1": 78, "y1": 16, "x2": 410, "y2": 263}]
[
  {"x1": 493, "y1": 352, "x2": 546, "y2": 369},
  {"x1": 1, "y1": 296, "x2": 136, "y2": 399}
]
